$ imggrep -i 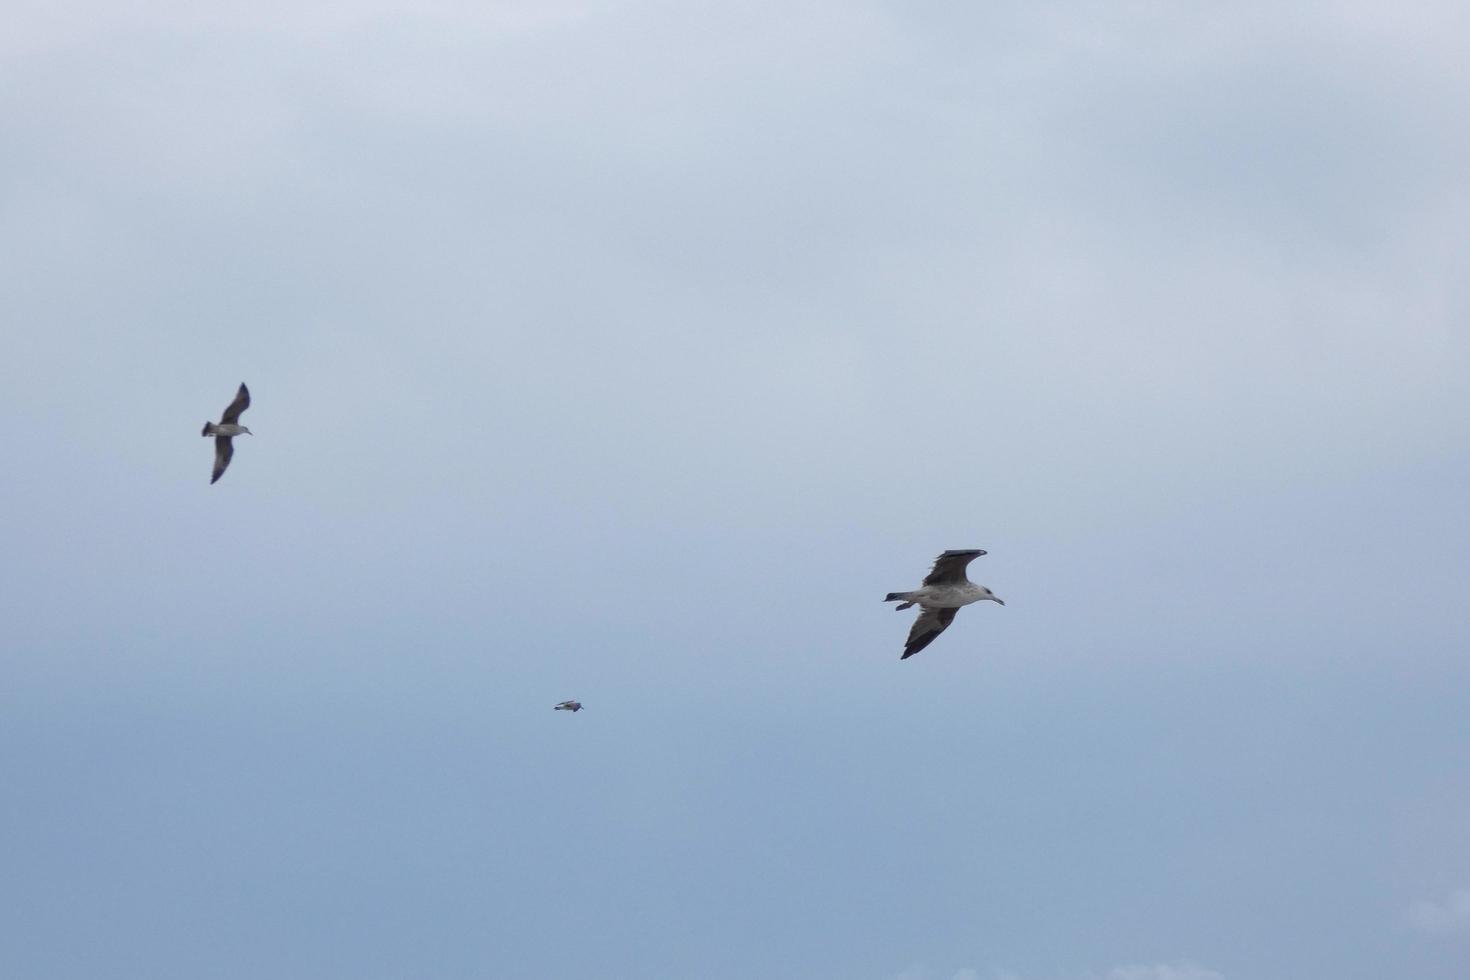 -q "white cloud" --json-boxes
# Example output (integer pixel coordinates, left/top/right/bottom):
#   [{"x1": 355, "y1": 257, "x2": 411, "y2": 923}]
[
  {"x1": 1102, "y1": 965, "x2": 1224, "y2": 980},
  {"x1": 886, "y1": 966, "x2": 986, "y2": 980},
  {"x1": 980, "y1": 965, "x2": 1223, "y2": 980},
  {"x1": 1405, "y1": 887, "x2": 1470, "y2": 935}
]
